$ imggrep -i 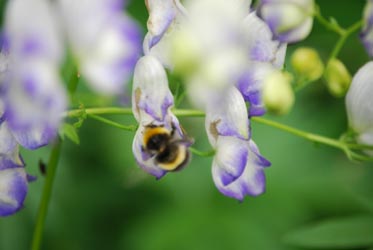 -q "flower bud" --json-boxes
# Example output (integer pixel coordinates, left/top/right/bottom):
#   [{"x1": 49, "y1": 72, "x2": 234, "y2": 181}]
[
  {"x1": 291, "y1": 47, "x2": 324, "y2": 81},
  {"x1": 324, "y1": 58, "x2": 351, "y2": 97},
  {"x1": 263, "y1": 70, "x2": 294, "y2": 115}
]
